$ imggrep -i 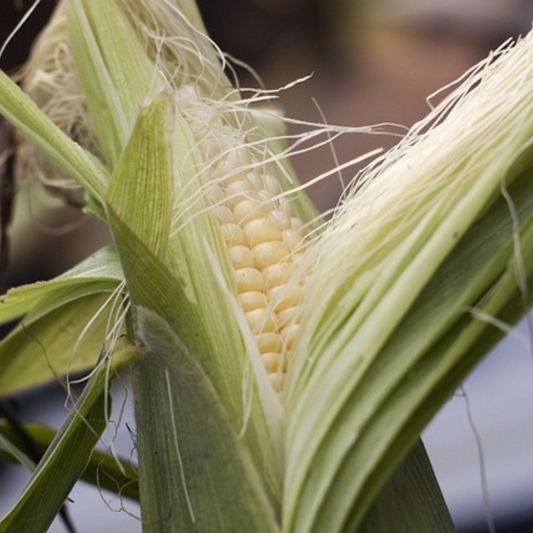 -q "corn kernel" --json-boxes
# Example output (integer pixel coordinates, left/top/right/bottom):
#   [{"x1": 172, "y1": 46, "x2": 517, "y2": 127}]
[
  {"x1": 178, "y1": 87, "x2": 312, "y2": 393},
  {"x1": 243, "y1": 218, "x2": 282, "y2": 246},
  {"x1": 277, "y1": 306, "x2": 298, "y2": 328},
  {"x1": 264, "y1": 174, "x2": 282, "y2": 195},
  {"x1": 214, "y1": 147, "x2": 252, "y2": 183},
  {"x1": 224, "y1": 179, "x2": 253, "y2": 208},
  {"x1": 245, "y1": 308, "x2": 277, "y2": 333},
  {"x1": 282, "y1": 228, "x2": 305, "y2": 251},
  {"x1": 235, "y1": 267, "x2": 264, "y2": 292},
  {"x1": 238, "y1": 291, "x2": 268, "y2": 311},
  {"x1": 221, "y1": 223, "x2": 245, "y2": 246},
  {"x1": 253, "y1": 241, "x2": 290, "y2": 269},
  {"x1": 269, "y1": 208, "x2": 291, "y2": 229},
  {"x1": 263, "y1": 263, "x2": 296, "y2": 287},
  {"x1": 268, "y1": 284, "x2": 303, "y2": 311},
  {"x1": 261, "y1": 352, "x2": 286, "y2": 373},
  {"x1": 280, "y1": 324, "x2": 300, "y2": 350},
  {"x1": 228, "y1": 245, "x2": 255, "y2": 269},
  {"x1": 256, "y1": 332, "x2": 283, "y2": 353},
  {"x1": 233, "y1": 199, "x2": 266, "y2": 224}
]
